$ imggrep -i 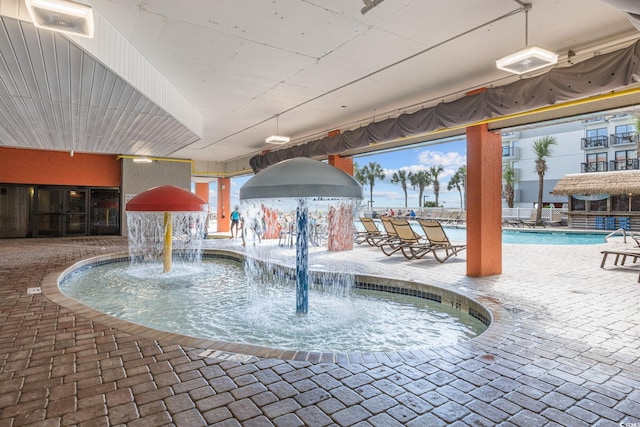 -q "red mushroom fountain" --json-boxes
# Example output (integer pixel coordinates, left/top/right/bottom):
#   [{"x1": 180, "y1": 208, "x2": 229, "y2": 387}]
[{"x1": 126, "y1": 185, "x2": 208, "y2": 272}]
